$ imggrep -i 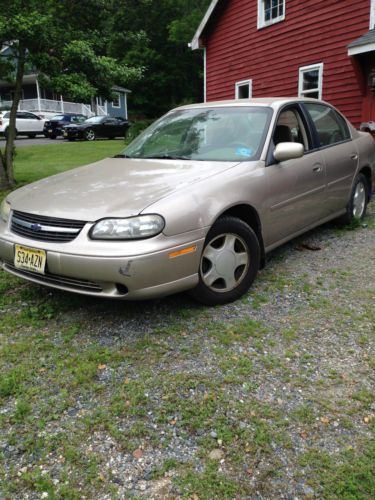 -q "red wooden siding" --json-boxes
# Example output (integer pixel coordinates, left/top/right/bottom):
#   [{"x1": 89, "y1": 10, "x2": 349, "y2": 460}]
[{"x1": 204, "y1": 0, "x2": 371, "y2": 126}]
